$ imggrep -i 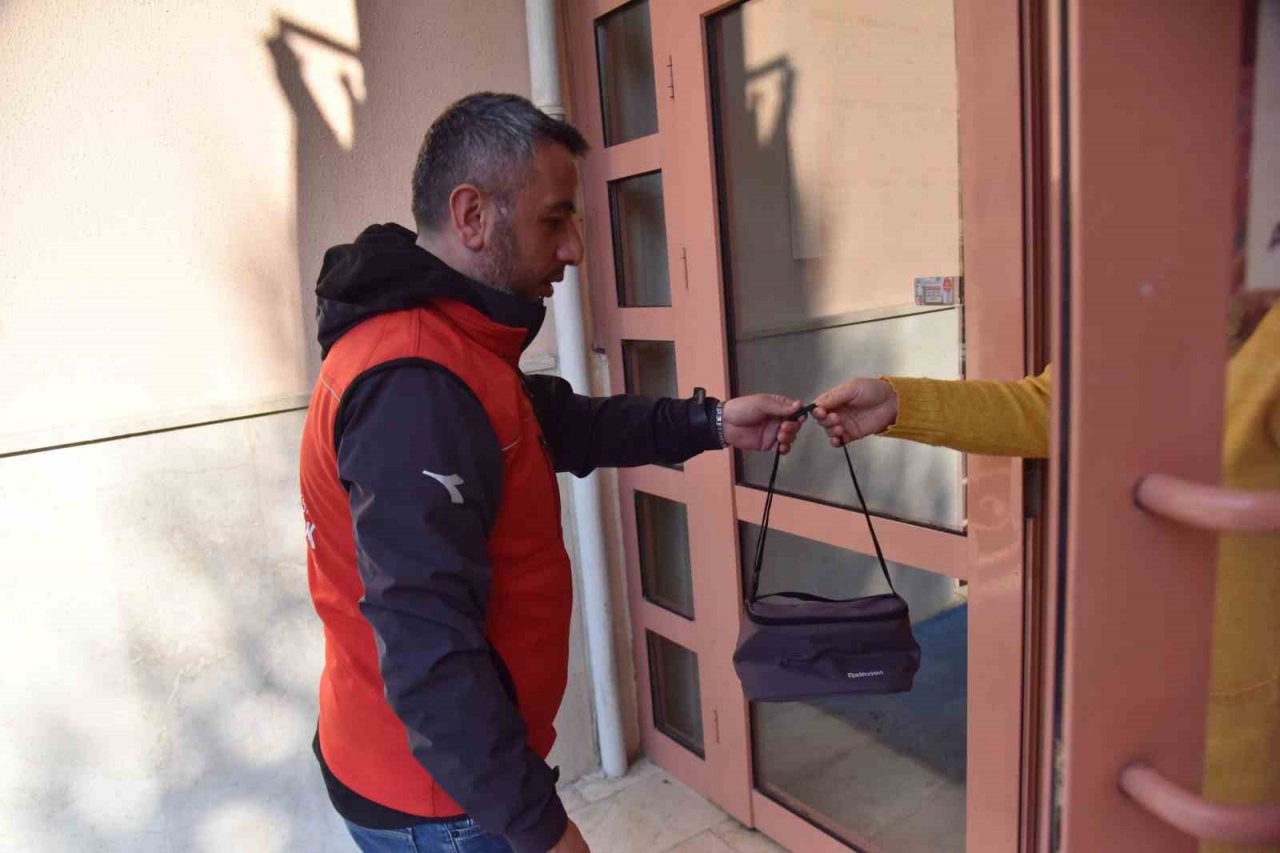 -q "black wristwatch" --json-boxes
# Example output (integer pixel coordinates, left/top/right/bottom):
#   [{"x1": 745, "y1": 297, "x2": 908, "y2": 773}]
[{"x1": 692, "y1": 387, "x2": 726, "y2": 449}]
